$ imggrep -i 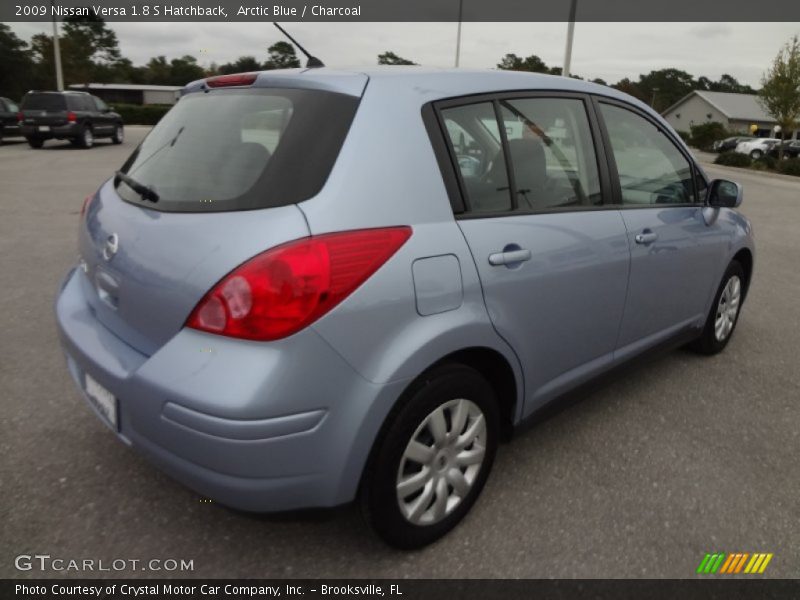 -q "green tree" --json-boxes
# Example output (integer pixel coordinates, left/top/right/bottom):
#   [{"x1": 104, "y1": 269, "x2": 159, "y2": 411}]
[
  {"x1": 167, "y1": 55, "x2": 205, "y2": 85},
  {"x1": 759, "y1": 35, "x2": 800, "y2": 158},
  {"x1": 497, "y1": 53, "x2": 552, "y2": 73},
  {"x1": 612, "y1": 77, "x2": 645, "y2": 102},
  {"x1": 0, "y1": 24, "x2": 34, "y2": 100},
  {"x1": 637, "y1": 68, "x2": 696, "y2": 112},
  {"x1": 219, "y1": 56, "x2": 263, "y2": 74},
  {"x1": 29, "y1": 16, "x2": 126, "y2": 86},
  {"x1": 265, "y1": 41, "x2": 300, "y2": 69},
  {"x1": 377, "y1": 51, "x2": 417, "y2": 66}
]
